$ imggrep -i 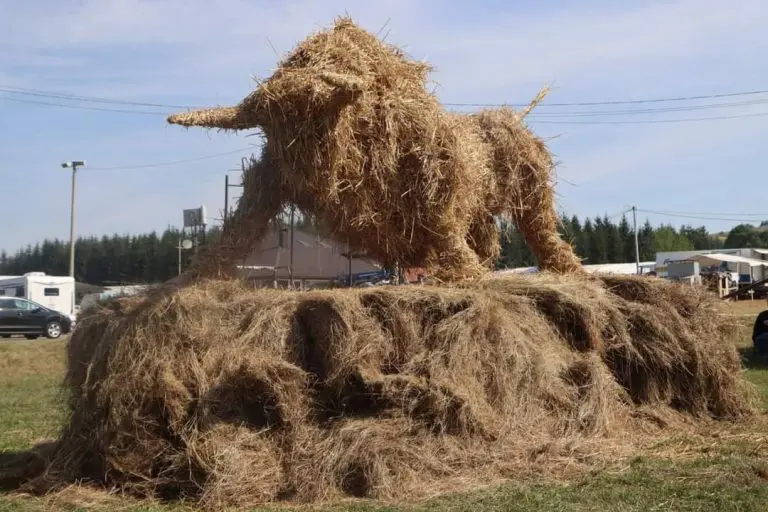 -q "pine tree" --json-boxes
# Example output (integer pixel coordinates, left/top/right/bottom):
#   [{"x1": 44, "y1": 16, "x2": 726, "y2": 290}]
[
  {"x1": 618, "y1": 215, "x2": 633, "y2": 263},
  {"x1": 581, "y1": 219, "x2": 595, "y2": 264},
  {"x1": 639, "y1": 220, "x2": 655, "y2": 261},
  {"x1": 497, "y1": 221, "x2": 532, "y2": 268},
  {"x1": 604, "y1": 215, "x2": 624, "y2": 263},
  {"x1": 569, "y1": 215, "x2": 583, "y2": 259},
  {"x1": 592, "y1": 217, "x2": 609, "y2": 264}
]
